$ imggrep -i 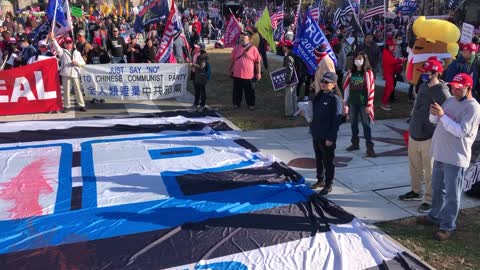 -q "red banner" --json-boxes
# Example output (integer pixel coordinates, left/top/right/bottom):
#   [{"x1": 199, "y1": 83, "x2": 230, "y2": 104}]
[
  {"x1": 224, "y1": 15, "x2": 242, "y2": 48},
  {"x1": 0, "y1": 58, "x2": 62, "y2": 116}
]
